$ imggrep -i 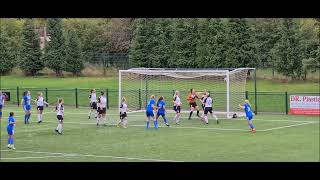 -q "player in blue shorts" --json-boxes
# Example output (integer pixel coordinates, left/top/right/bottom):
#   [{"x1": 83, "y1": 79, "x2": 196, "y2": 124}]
[
  {"x1": 21, "y1": 91, "x2": 33, "y2": 124},
  {"x1": 145, "y1": 95, "x2": 157, "y2": 129},
  {"x1": 7, "y1": 112, "x2": 16, "y2": 149},
  {"x1": 0, "y1": 91, "x2": 6, "y2": 122},
  {"x1": 239, "y1": 100, "x2": 256, "y2": 133},
  {"x1": 156, "y1": 96, "x2": 170, "y2": 127}
]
